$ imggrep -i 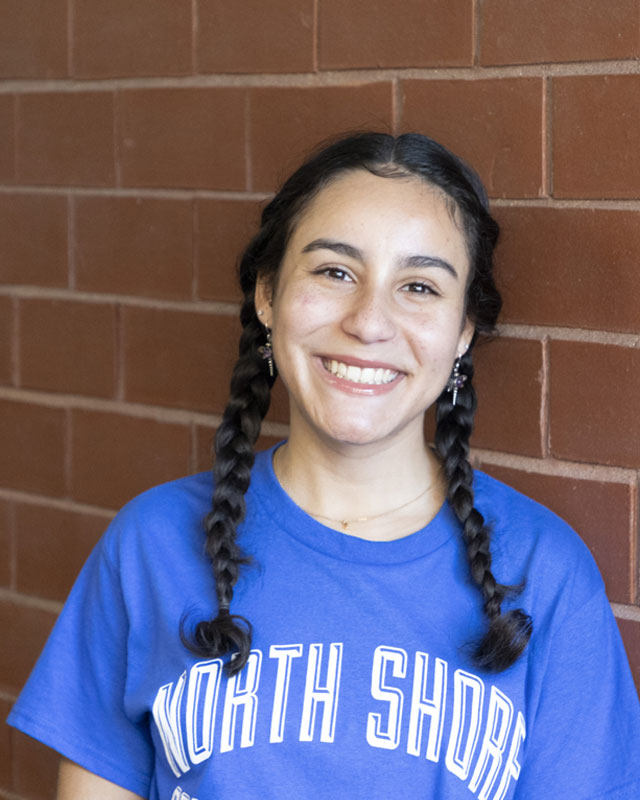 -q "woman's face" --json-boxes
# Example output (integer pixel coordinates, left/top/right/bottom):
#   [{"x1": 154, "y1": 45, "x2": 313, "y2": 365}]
[{"x1": 255, "y1": 169, "x2": 474, "y2": 451}]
